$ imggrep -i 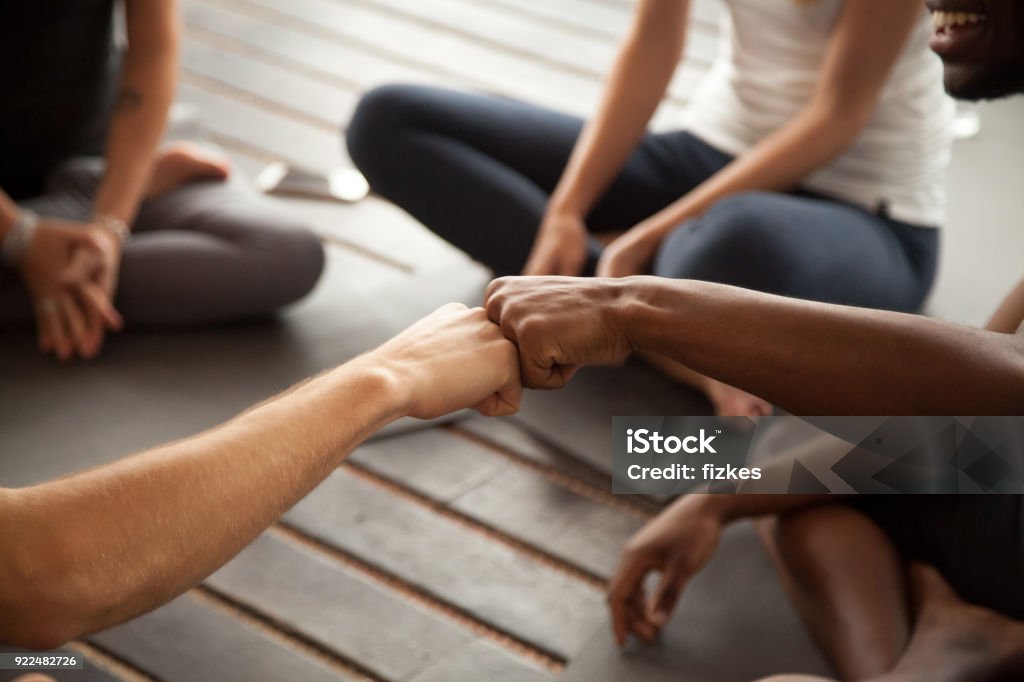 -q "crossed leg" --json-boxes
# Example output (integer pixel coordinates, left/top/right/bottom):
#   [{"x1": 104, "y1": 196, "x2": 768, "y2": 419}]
[{"x1": 757, "y1": 503, "x2": 1024, "y2": 682}]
